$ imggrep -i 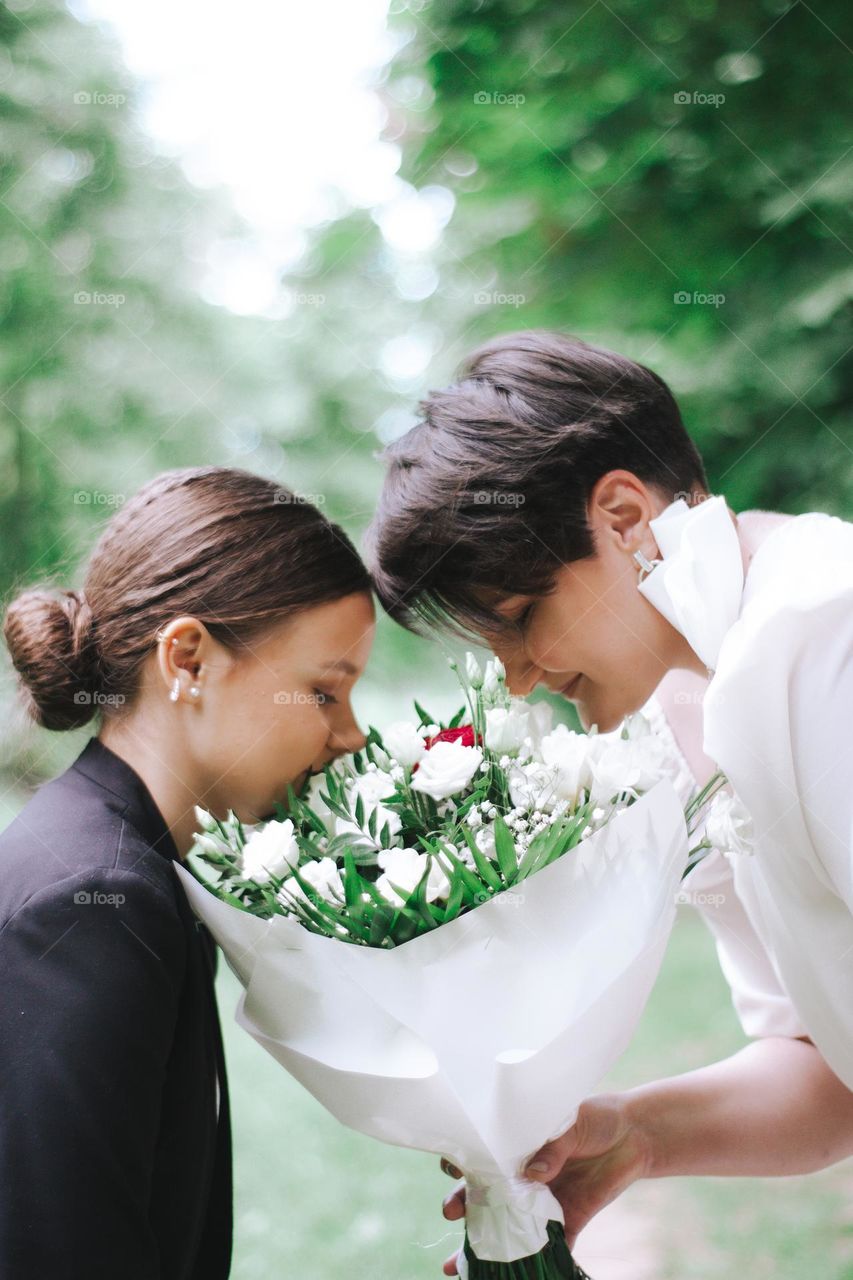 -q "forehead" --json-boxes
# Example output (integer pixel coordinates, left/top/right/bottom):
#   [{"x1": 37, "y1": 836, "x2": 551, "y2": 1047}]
[{"x1": 254, "y1": 594, "x2": 375, "y2": 669}]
